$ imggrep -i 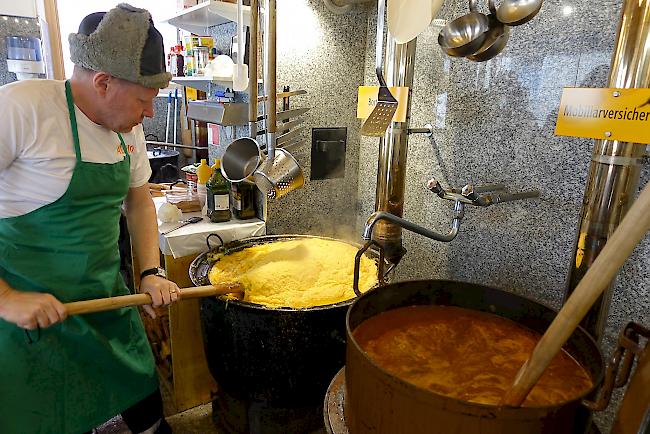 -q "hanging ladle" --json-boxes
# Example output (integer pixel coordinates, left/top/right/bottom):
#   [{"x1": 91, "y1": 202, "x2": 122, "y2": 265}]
[
  {"x1": 467, "y1": 0, "x2": 510, "y2": 62},
  {"x1": 495, "y1": 0, "x2": 543, "y2": 26},
  {"x1": 438, "y1": 0, "x2": 490, "y2": 58}
]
